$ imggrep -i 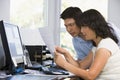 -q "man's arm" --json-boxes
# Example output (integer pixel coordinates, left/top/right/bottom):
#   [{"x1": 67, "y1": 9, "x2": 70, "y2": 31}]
[{"x1": 72, "y1": 37, "x2": 93, "y2": 60}]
